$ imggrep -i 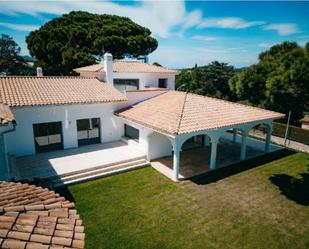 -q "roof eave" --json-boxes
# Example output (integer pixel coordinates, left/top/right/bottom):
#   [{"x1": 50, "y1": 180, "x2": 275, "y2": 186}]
[
  {"x1": 8, "y1": 99, "x2": 128, "y2": 108},
  {"x1": 113, "y1": 71, "x2": 179, "y2": 74}
]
